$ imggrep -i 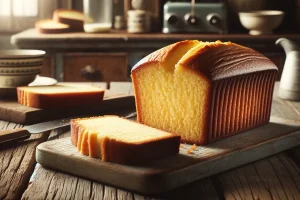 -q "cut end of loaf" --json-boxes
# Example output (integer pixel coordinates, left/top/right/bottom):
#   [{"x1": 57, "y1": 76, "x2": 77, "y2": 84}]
[
  {"x1": 132, "y1": 41, "x2": 215, "y2": 145},
  {"x1": 71, "y1": 116, "x2": 181, "y2": 164},
  {"x1": 131, "y1": 40, "x2": 278, "y2": 145}
]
